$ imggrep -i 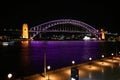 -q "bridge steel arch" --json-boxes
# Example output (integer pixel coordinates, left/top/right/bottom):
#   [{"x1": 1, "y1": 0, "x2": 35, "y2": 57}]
[{"x1": 30, "y1": 19, "x2": 99, "y2": 39}]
